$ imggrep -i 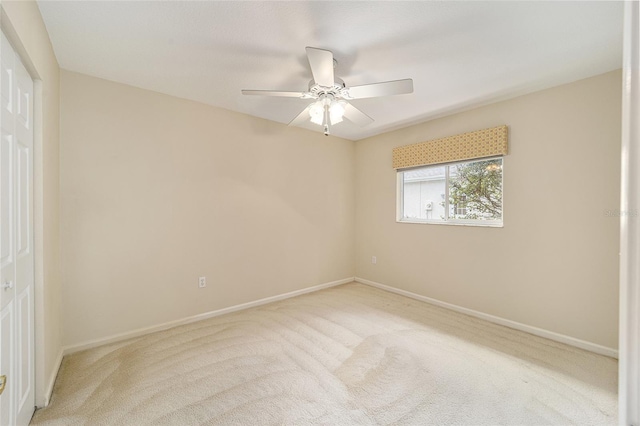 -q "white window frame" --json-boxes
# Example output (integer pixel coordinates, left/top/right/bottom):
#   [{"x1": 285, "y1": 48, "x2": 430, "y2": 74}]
[{"x1": 396, "y1": 156, "x2": 504, "y2": 227}]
